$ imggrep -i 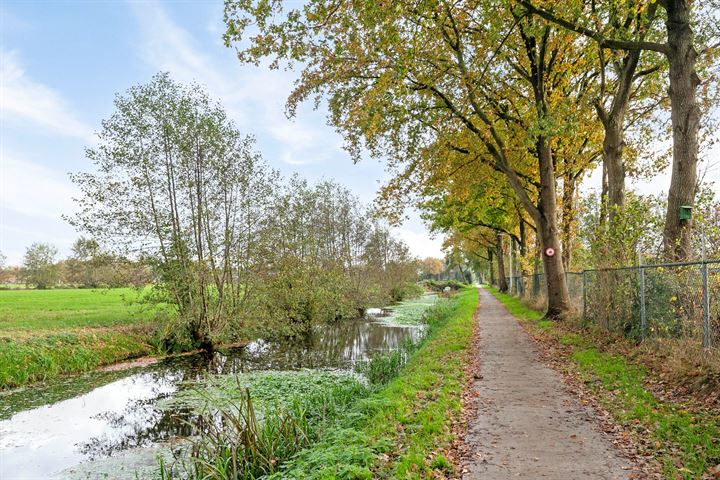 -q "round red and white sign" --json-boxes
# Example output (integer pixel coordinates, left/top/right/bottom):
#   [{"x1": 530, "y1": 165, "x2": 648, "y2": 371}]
[{"x1": 544, "y1": 247, "x2": 555, "y2": 257}]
